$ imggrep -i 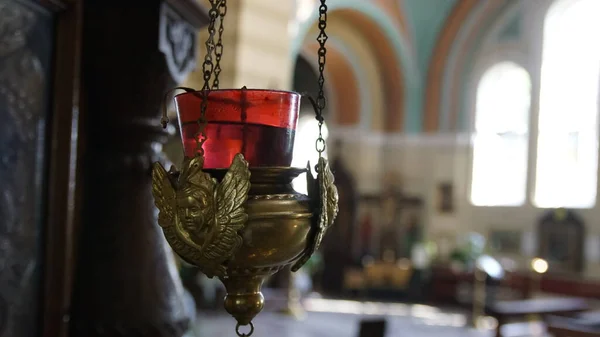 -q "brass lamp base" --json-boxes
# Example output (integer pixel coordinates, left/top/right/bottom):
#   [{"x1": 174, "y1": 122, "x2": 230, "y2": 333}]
[{"x1": 152, "y1": 153, "x2": 338, "y2": 333}]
